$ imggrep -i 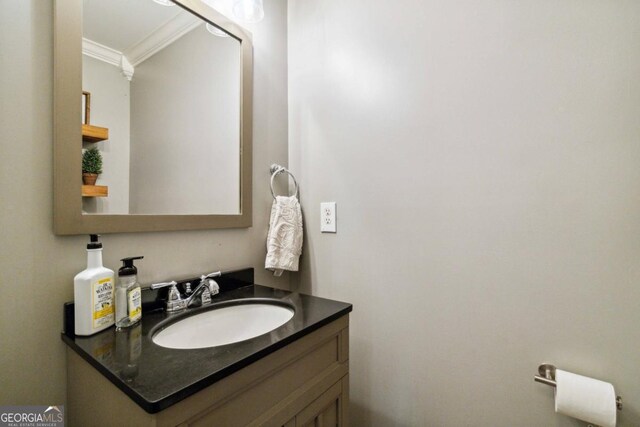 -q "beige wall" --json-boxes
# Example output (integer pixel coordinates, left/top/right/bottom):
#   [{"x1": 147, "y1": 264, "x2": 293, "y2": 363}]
[
  {"x1": 288, "y1": 0, "x2": 640, "y2": 425},
  {"x1": 0, "y1": 0, "x2": 289, "y2": 407}
]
